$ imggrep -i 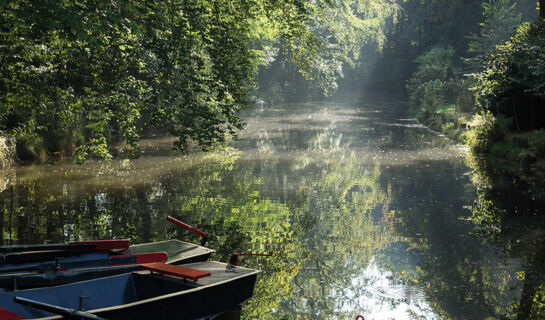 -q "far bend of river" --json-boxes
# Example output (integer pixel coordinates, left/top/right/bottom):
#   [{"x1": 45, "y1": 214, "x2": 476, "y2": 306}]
[{"x1": 0, "y1": 101, "x2": 532, "y2": 319}]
